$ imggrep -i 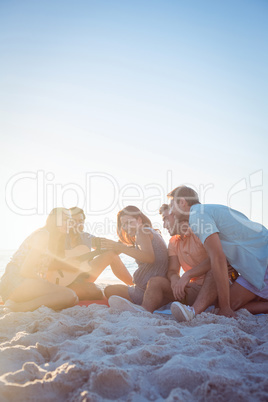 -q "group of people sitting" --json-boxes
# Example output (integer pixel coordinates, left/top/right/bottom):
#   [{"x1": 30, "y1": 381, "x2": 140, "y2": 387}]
[{"x1": 0, "y1": 185, "x2": 267, "y2": 322}]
